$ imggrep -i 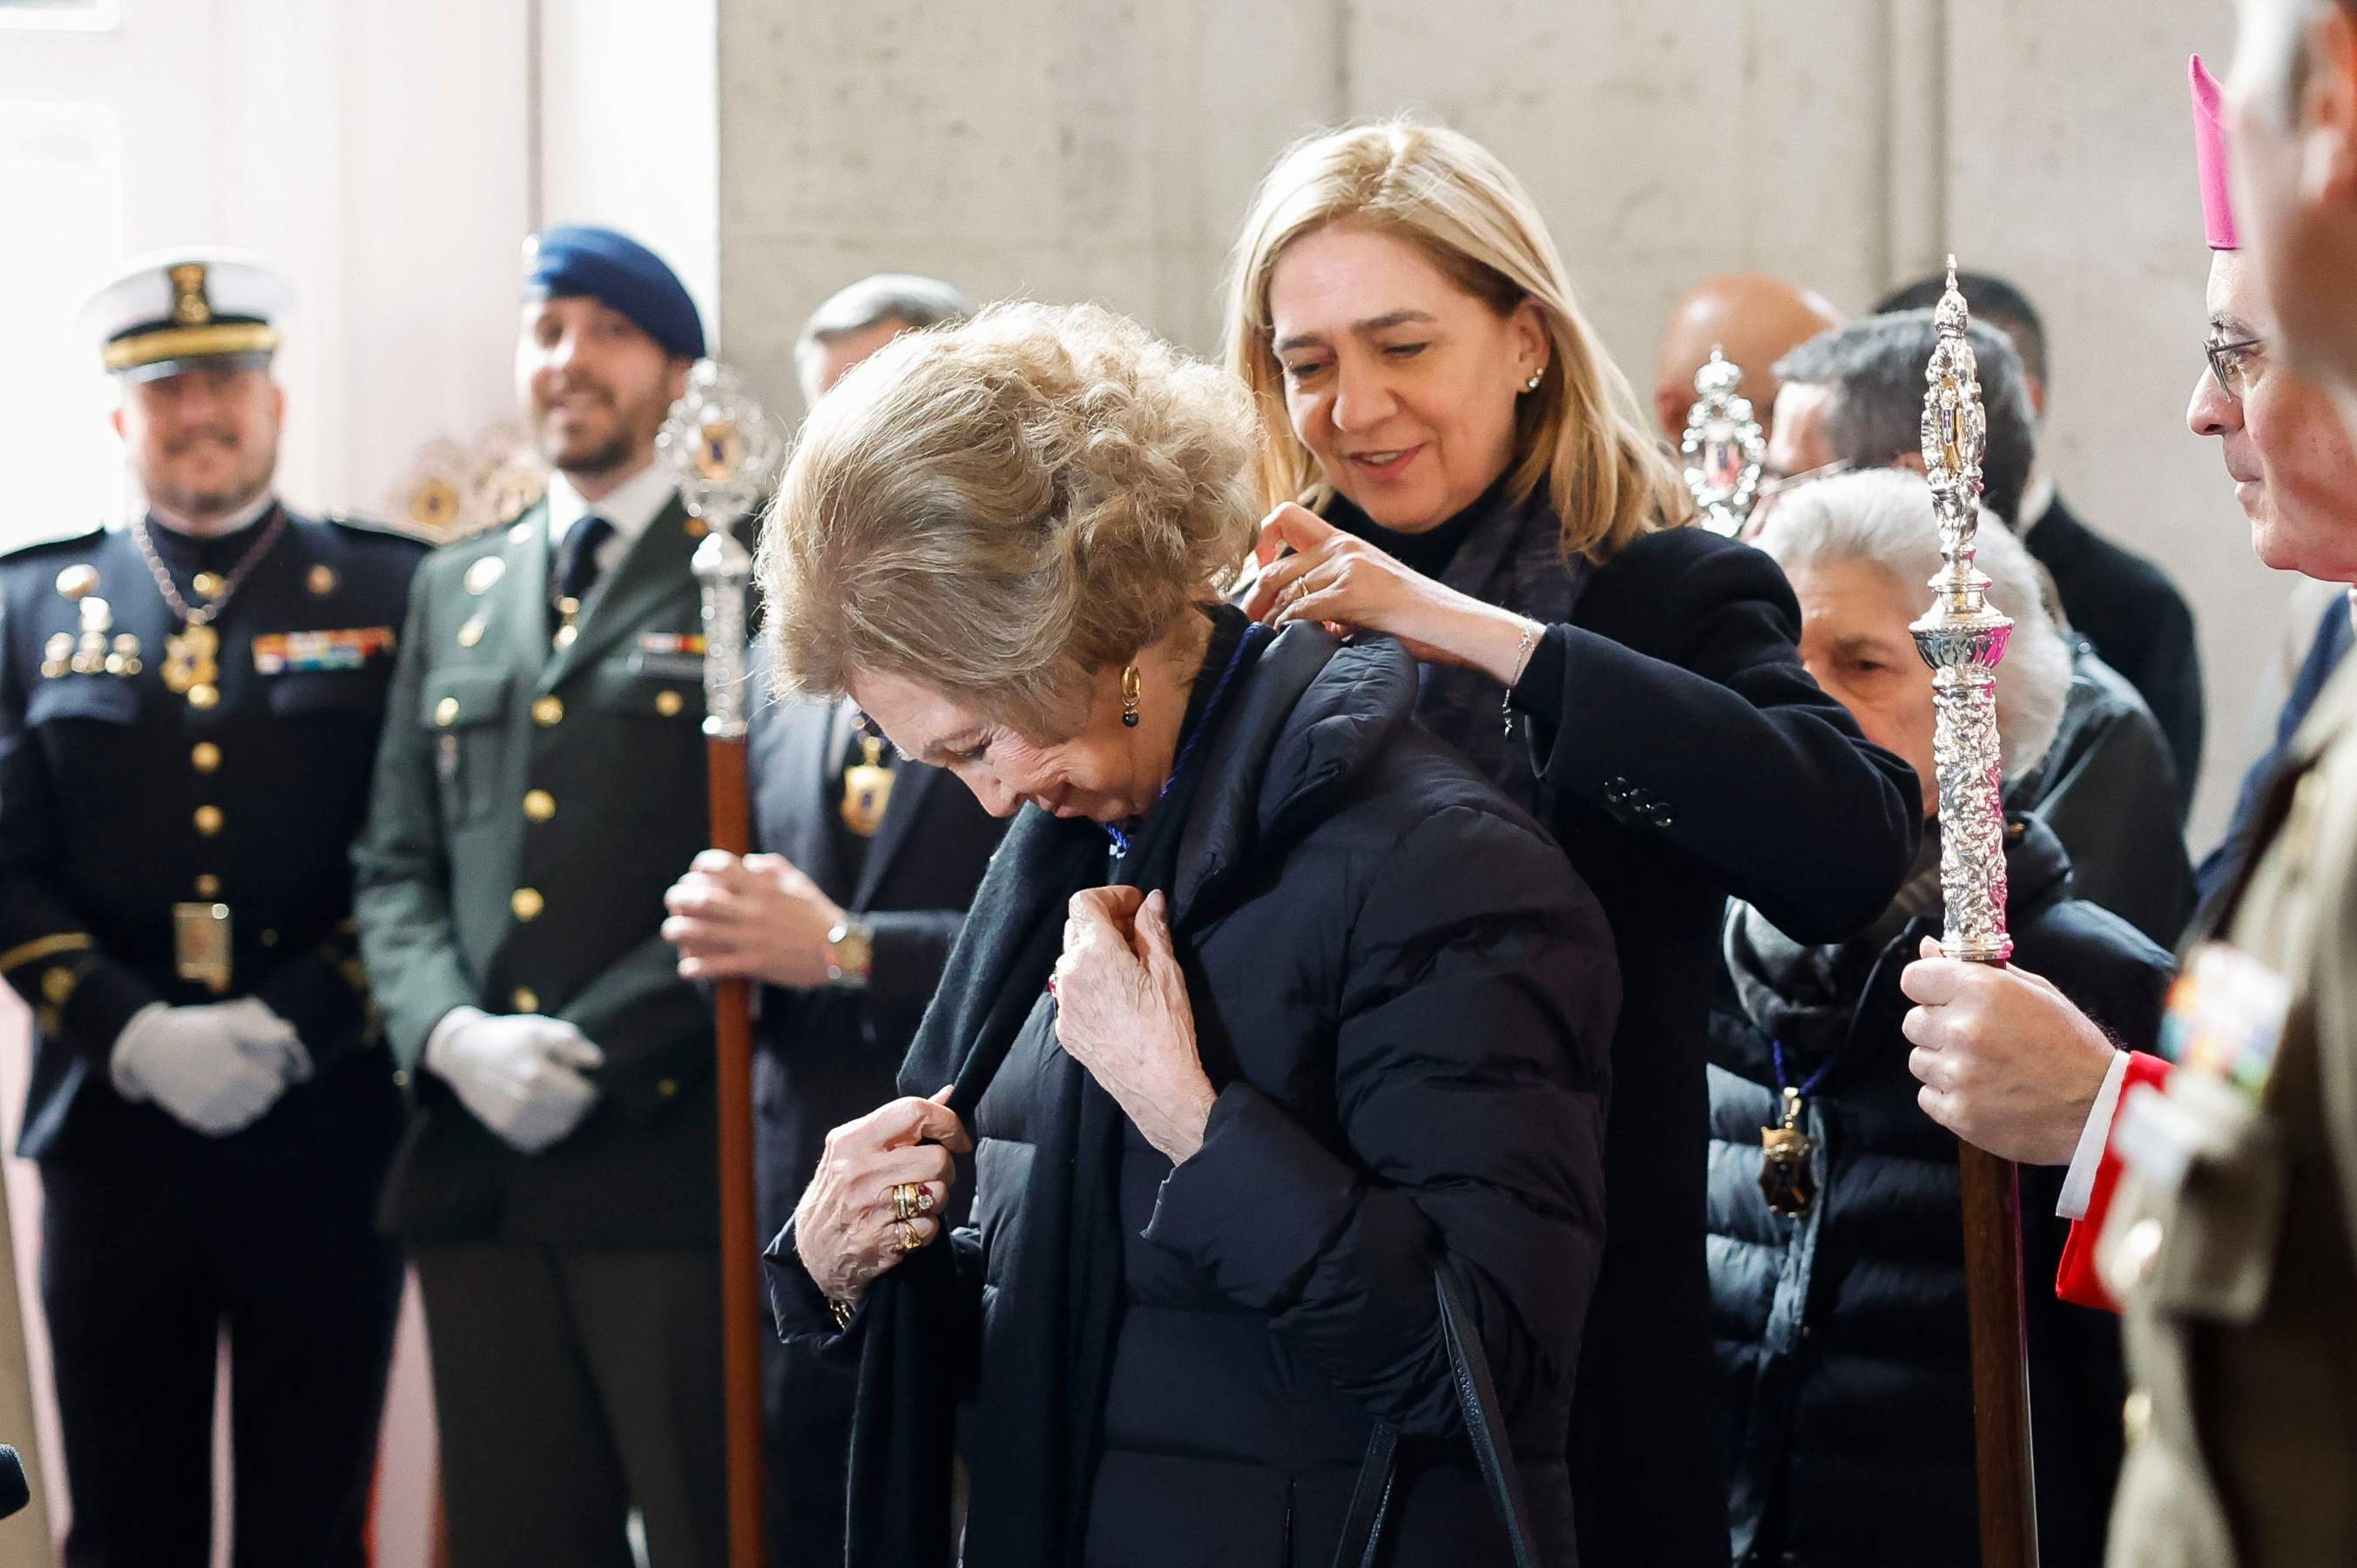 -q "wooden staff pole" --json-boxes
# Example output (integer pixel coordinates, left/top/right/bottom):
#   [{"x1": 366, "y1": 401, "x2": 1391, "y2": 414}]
[
  {"x1": 1909, "y1": 261, "x2": 2039, "y2": 1568},
  {"x1": 663, "y1": 361, "x2": 785, "y2": 1568}
]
